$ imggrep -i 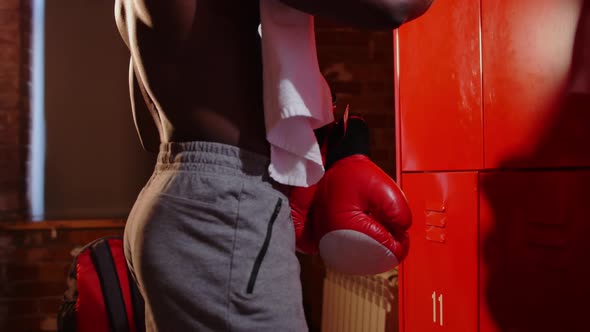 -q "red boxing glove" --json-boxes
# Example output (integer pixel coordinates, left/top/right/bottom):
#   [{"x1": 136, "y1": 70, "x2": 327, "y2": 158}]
[
  {"x1": 312, "y1": 112, "x2": 412, "y2": 275},
  {"x1": 290, "y1": 183, "x2": 319, "y2": 254}
]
